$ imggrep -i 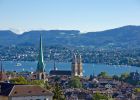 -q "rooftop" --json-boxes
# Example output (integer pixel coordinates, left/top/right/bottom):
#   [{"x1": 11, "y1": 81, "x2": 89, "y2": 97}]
[
  {"x1": 49, "y1": 70, "x2": 71, "y2": 76},
  {"x1": 0, "y1": 83, "x2": 53, "y2": 97}
]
